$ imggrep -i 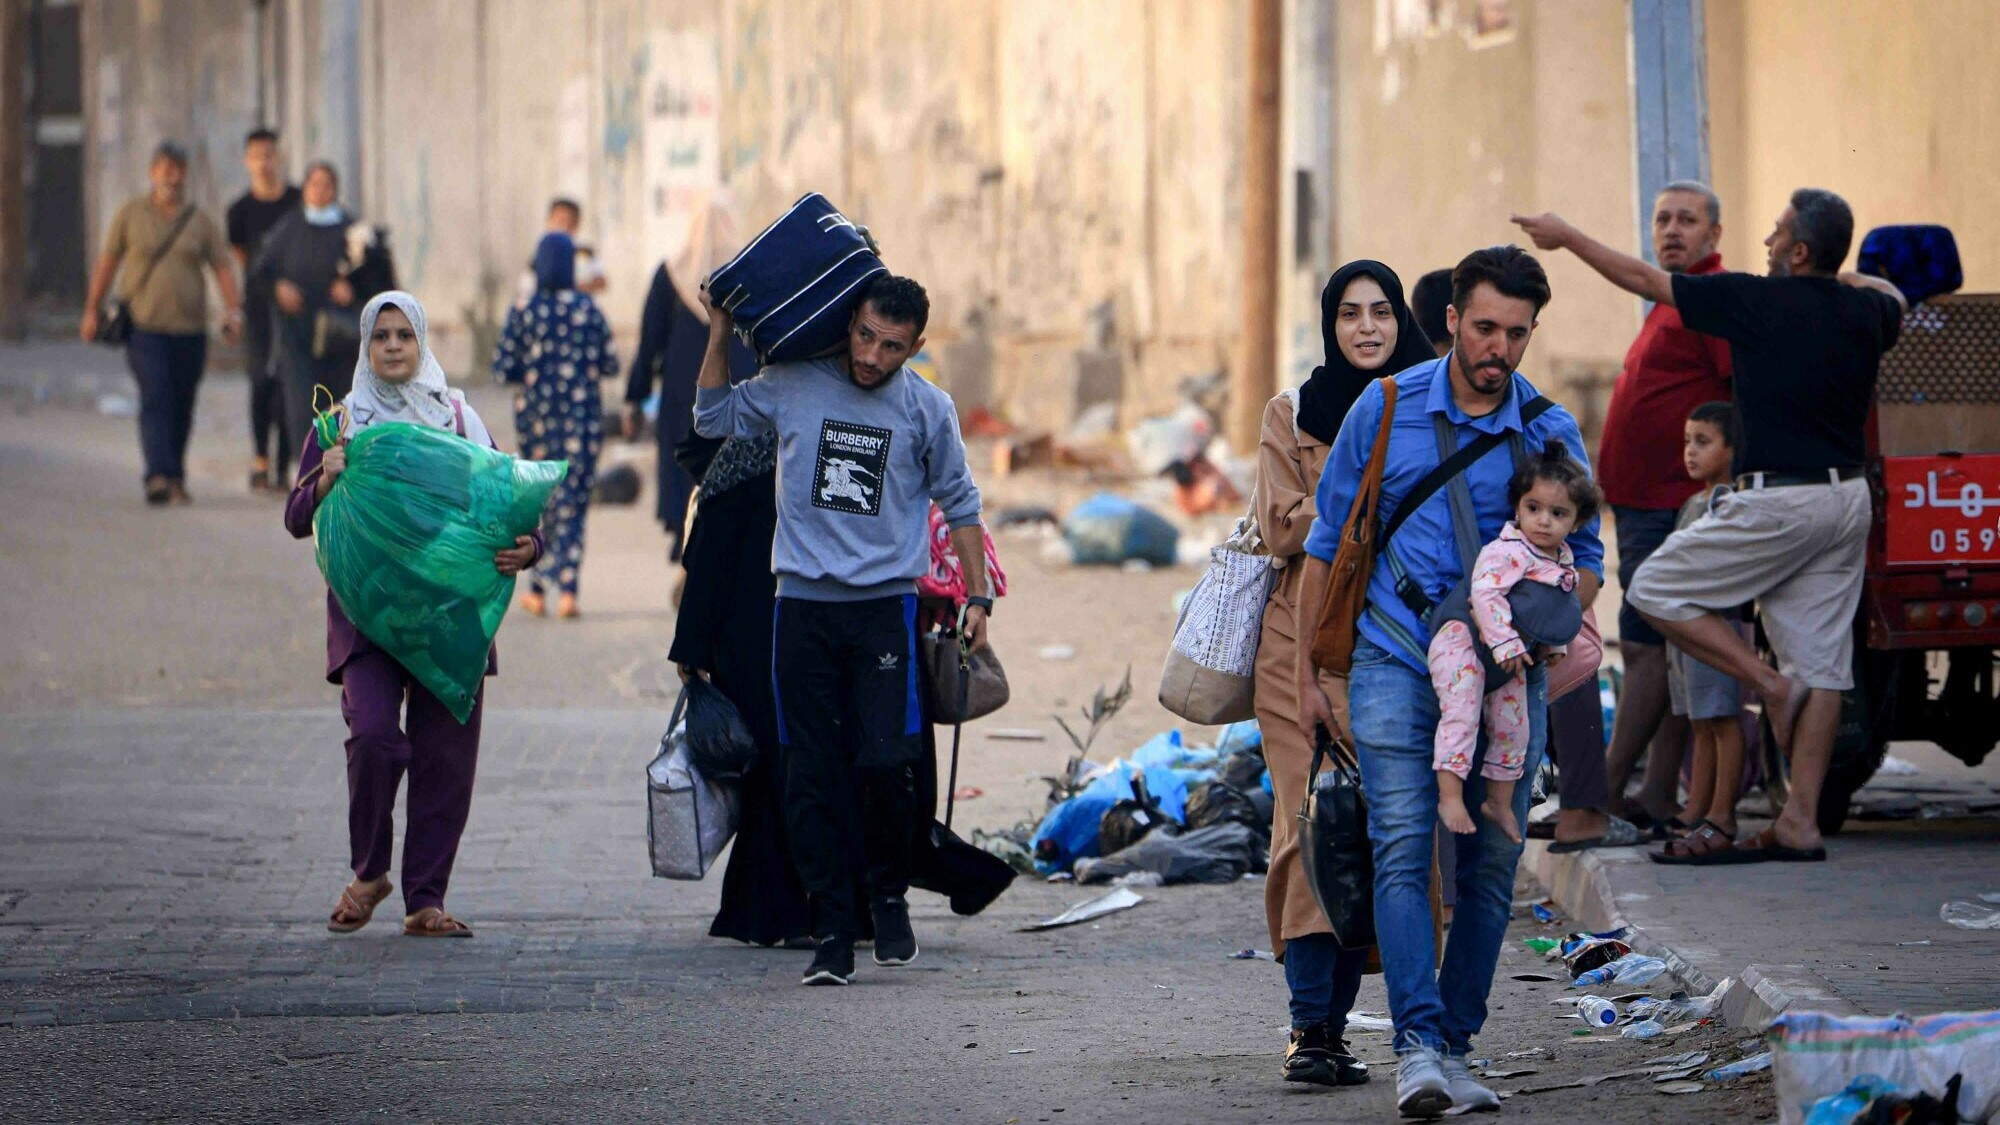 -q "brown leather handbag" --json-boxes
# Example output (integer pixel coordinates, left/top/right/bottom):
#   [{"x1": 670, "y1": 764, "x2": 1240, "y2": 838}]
[{"x1": 1308, "y1": 378, "x2": 1399, "y2": 675}]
